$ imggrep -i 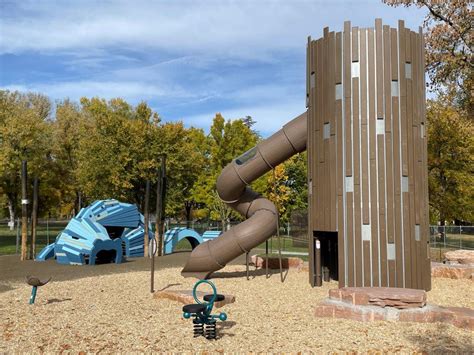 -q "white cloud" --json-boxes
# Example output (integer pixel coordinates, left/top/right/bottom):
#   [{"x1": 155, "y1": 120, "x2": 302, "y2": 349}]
[
  {"x1": 1, "y1": 80, "x2": 195, "y2": 102},
  {"x1": 1, "y1": 1, "x2": 427, "y2": 57},
  {"x1": 181, "y1": 99, "x2": 305, "y2": 137}
]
